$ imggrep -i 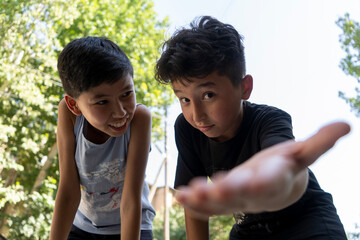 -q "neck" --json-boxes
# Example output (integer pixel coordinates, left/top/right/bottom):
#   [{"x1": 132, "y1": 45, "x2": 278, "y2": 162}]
[{"x1": 84, "y1": 119, "x2": 110, "y2": 144}]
